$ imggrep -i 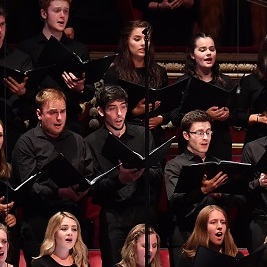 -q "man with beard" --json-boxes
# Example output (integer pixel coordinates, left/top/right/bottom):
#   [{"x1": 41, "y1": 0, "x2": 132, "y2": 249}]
[{"x1": 84, "y1": 85, "x2": 162, "y2": 267}]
